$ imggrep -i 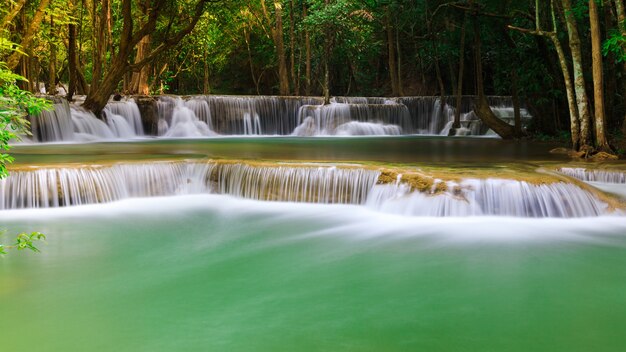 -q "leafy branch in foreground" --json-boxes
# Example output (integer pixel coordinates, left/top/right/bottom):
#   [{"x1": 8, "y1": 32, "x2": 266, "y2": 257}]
[{"x1": 0, "y1": 232, "x2": 46, "y2": 255}]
